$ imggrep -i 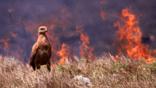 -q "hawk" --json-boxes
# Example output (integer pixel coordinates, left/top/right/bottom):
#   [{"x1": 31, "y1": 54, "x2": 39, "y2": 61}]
[{"x1": 29, "y1": 26, "x2": 51, "y2": 71}]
